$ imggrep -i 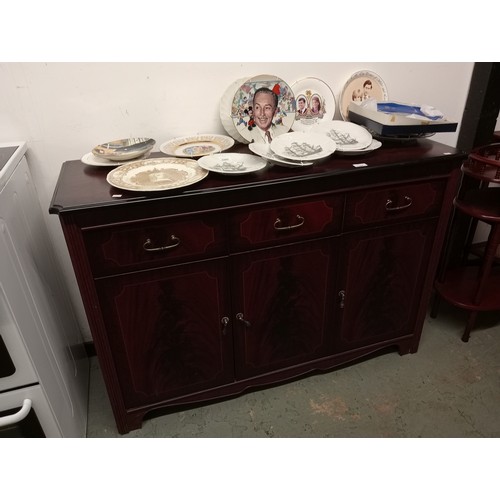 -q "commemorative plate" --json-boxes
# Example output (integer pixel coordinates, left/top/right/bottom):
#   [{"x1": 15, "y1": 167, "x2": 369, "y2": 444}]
[
  {"x1": 291, "y1": 77, "x2": 336, "y2": 132},
  {"x1": 229, "y1": 74, "x2": 296, "y2": 144},
  {"x1": 270, "y1": 132, "x2": 336, "y2": 161},
  {"x1": 197, "y1": 153, "x2": 267, "y2": 175},
  {"x1": 316, "y1": 120, "x2": 373, "y2": 151},
  {"x1": 92, "y1": 137, "x2": 155, "y2": 161},
  {"x1": 220, "y1": 76, "x2": 251, "y2": 144},
  {"x1": 339, "y1": 70, "x2": 388, "y2": 121},
  {"x1": 106, "y1": 158, "x2": 208, "y2": 191},
  {"x1": 248, "y1": 142, "x2": 314, "y2": 167},
  {"x1": 160, "y1": 134, "x2": 234, "y2": 157}
]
